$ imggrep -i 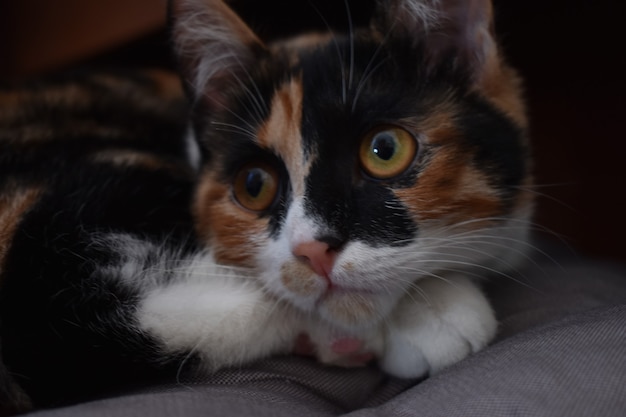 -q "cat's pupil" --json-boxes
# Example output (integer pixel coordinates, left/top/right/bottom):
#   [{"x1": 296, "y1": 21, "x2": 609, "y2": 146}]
[
  {"x1": 372, "y1": 133, "x2": 397, "y2": 161},
  {"x1": 245, "y1": 169, "x2": 265, "y2": 198}
]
